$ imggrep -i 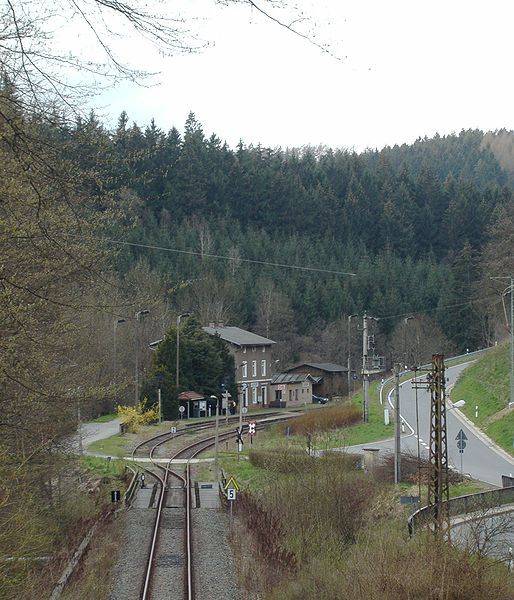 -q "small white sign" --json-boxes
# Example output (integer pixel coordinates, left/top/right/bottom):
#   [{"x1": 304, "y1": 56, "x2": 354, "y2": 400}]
[
  {"x1": 241, "y1": 406, "x2": 248, "y2": 414},
  {"x1": 227, "y1": 488, "x2": 237, "y2": 501},
  {"x1": 178, "y1": 406, "x2": 185, "y2": 413},
  {"x1": 170, "y1": 426, "x2": 177, "y2": 434}
]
